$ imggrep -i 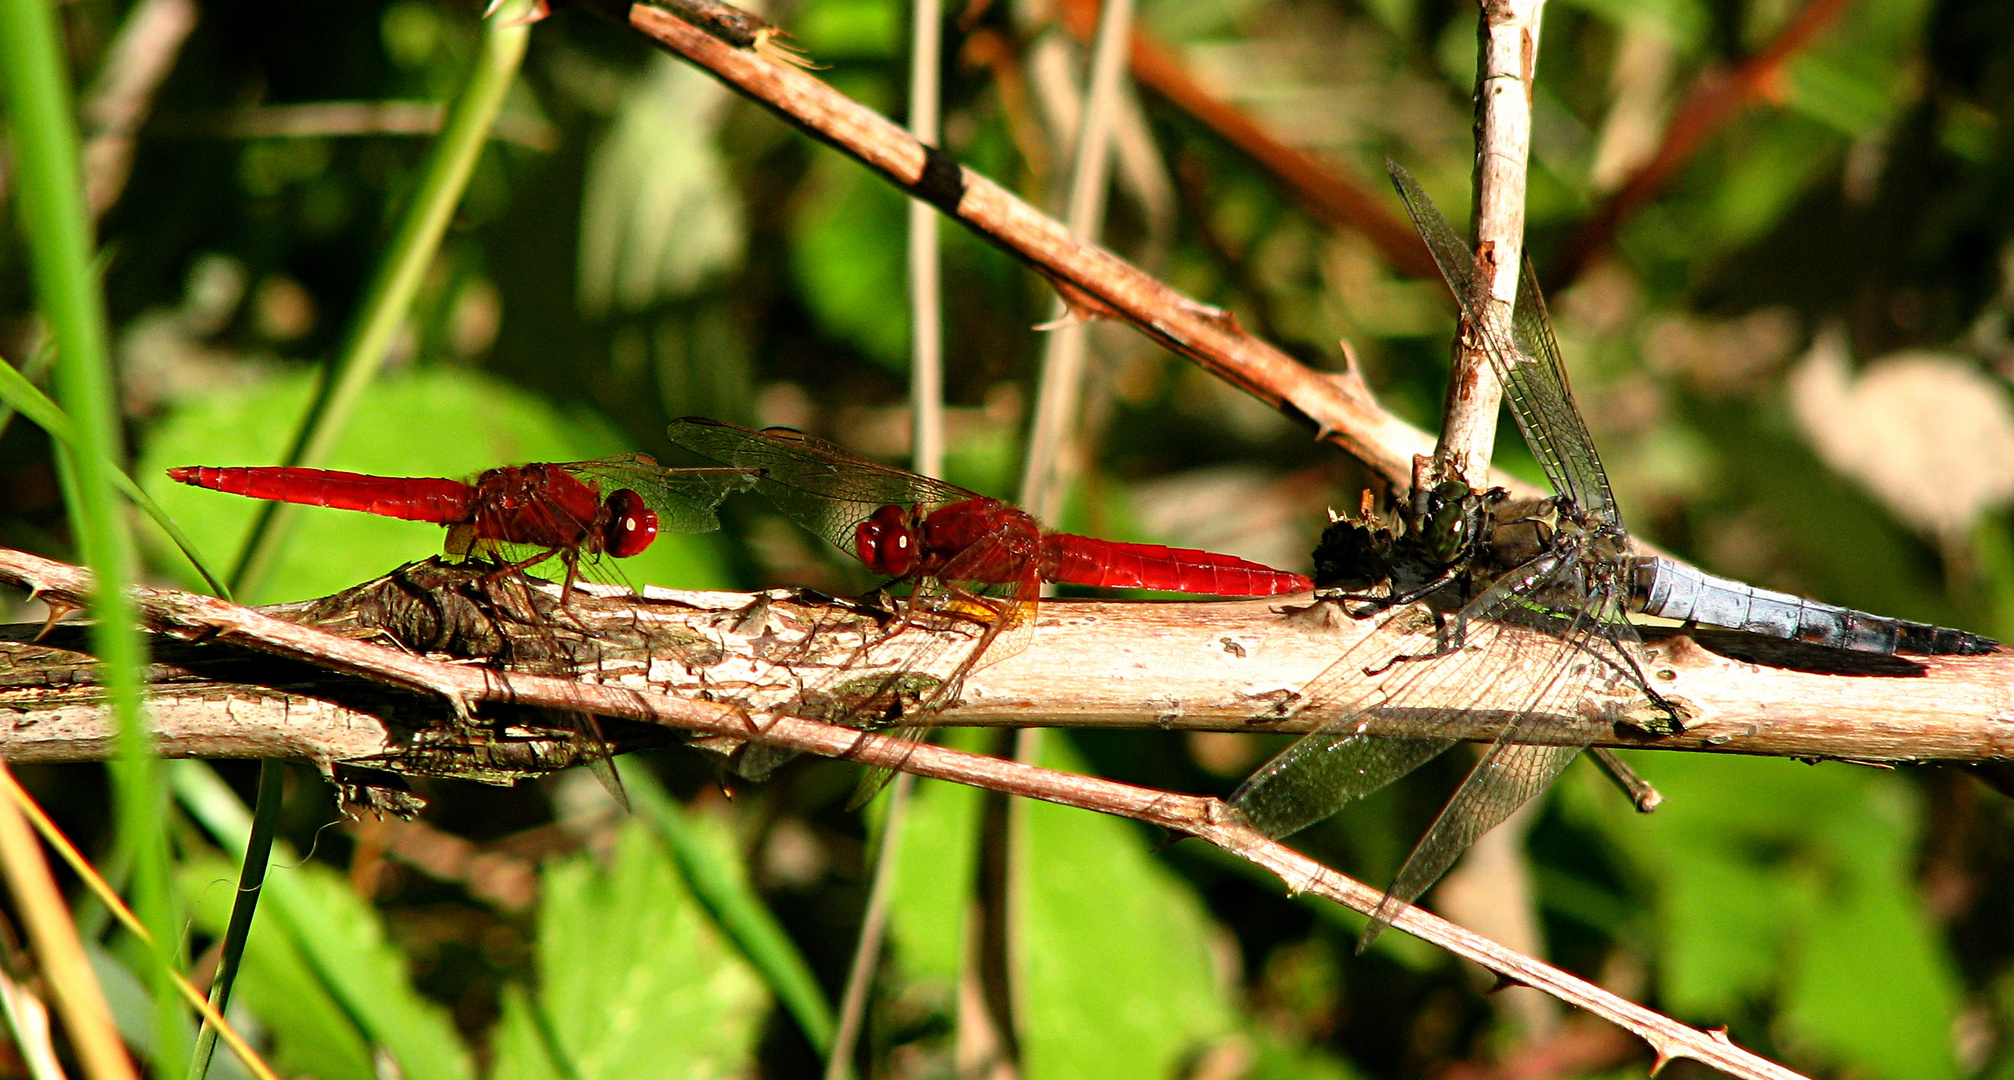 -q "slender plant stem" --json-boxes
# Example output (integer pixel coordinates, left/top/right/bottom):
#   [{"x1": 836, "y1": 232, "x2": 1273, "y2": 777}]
[
  {"x1": 226, "y1": 3, "x2": 532, "y2": 600},
  {"x1": 184, "y1": 760, "x2": 284, "y2": 1080},
  {"x1": 906, "y1": 0, "x2": 945, "y2": 482},
  {"x1": 1016, "y1": 0, "x2": 1136, "y2": 522},
  {"x1": 0, "y1": 0, "x2": 177, "y2": 1066},
  {"x1": 190, "y1": 7, "x2": 530, "y2": 1077},
  {"x1": 825, "y1": 772, "x2": 914, "y2": 1080}
]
